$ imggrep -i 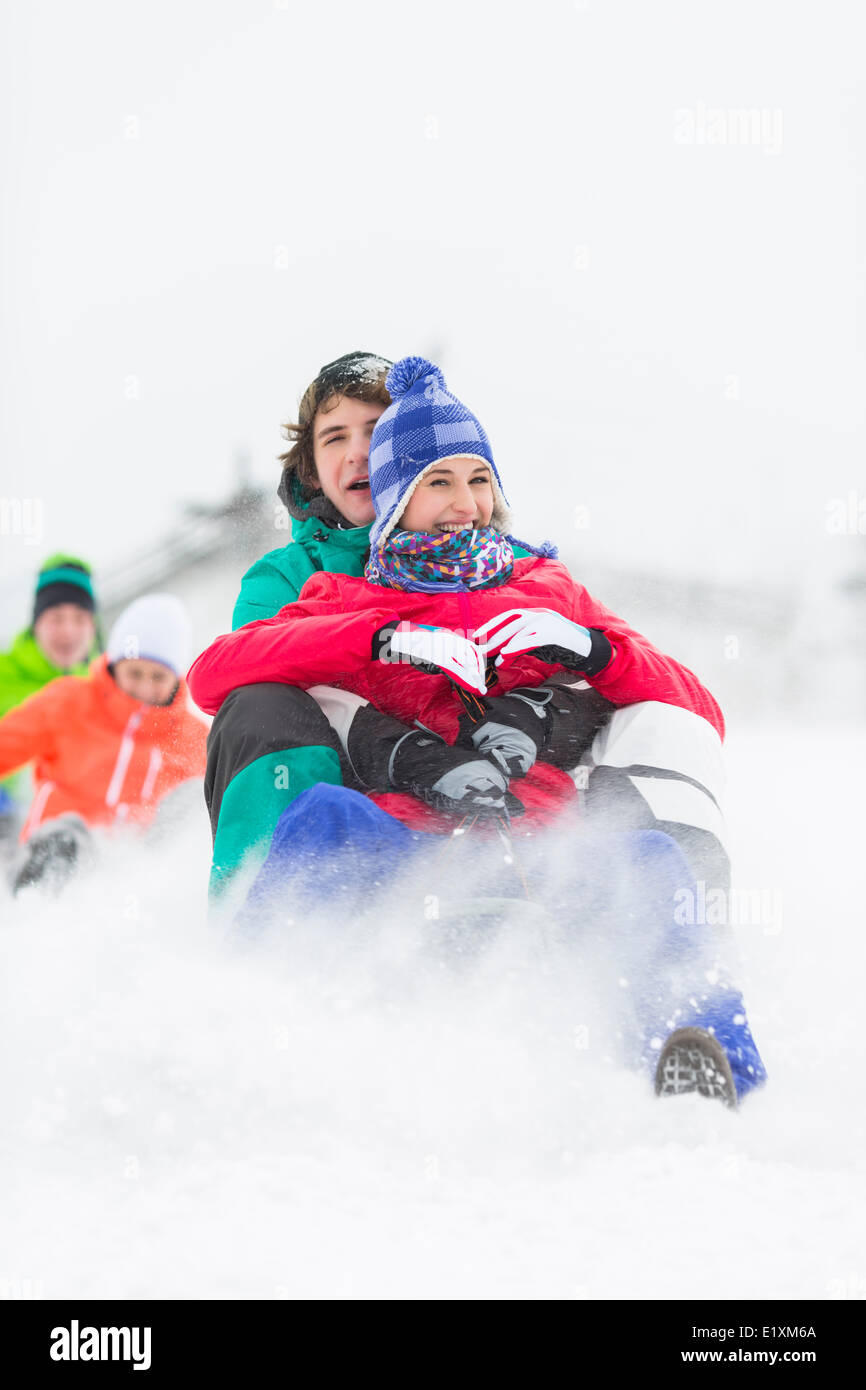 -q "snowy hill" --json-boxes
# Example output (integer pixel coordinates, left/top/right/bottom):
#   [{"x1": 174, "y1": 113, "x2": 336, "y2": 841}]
[{"x1": 1, "y1": 724, "x2": 863, "y2": 1299}]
